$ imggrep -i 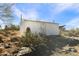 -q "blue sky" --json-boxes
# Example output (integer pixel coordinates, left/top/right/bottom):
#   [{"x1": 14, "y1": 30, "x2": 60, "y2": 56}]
[{"x1": 10, "y1": 3, "x2": 79, "y2": 29}]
